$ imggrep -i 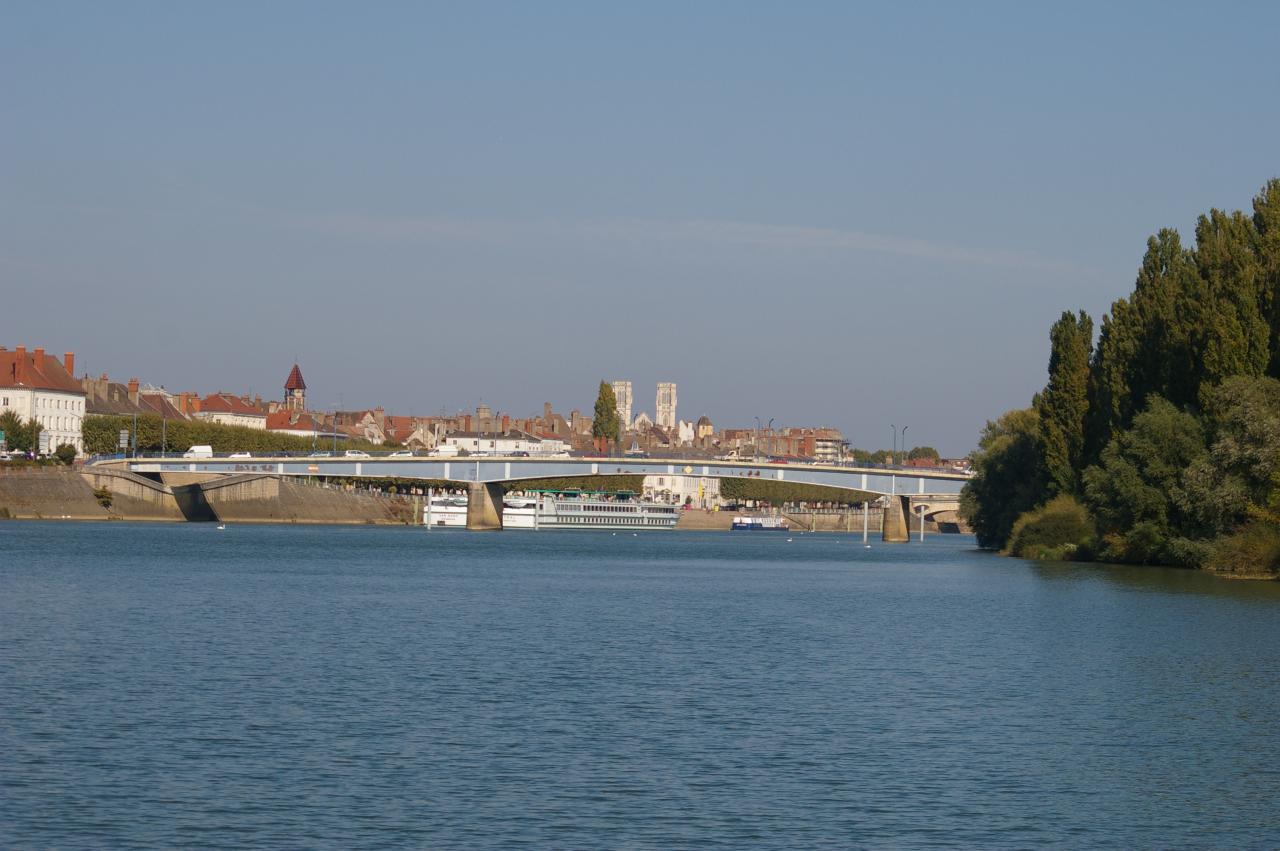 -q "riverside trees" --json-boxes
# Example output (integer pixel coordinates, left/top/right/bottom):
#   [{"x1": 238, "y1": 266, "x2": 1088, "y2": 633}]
[{"x1": 963, "y1": 178, "x2": 1280, "y2": 576}]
